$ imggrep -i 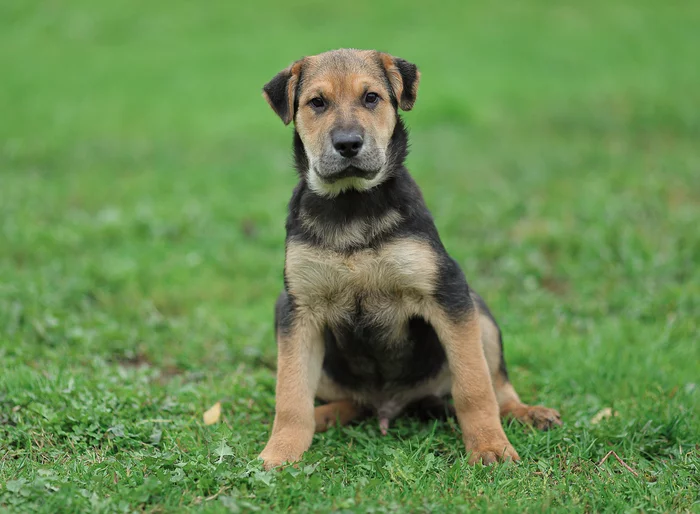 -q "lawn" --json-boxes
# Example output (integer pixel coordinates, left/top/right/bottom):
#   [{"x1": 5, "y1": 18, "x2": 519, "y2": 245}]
[{"x1": 1, "y1": 1, "x2": 699, "y2": 512}]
